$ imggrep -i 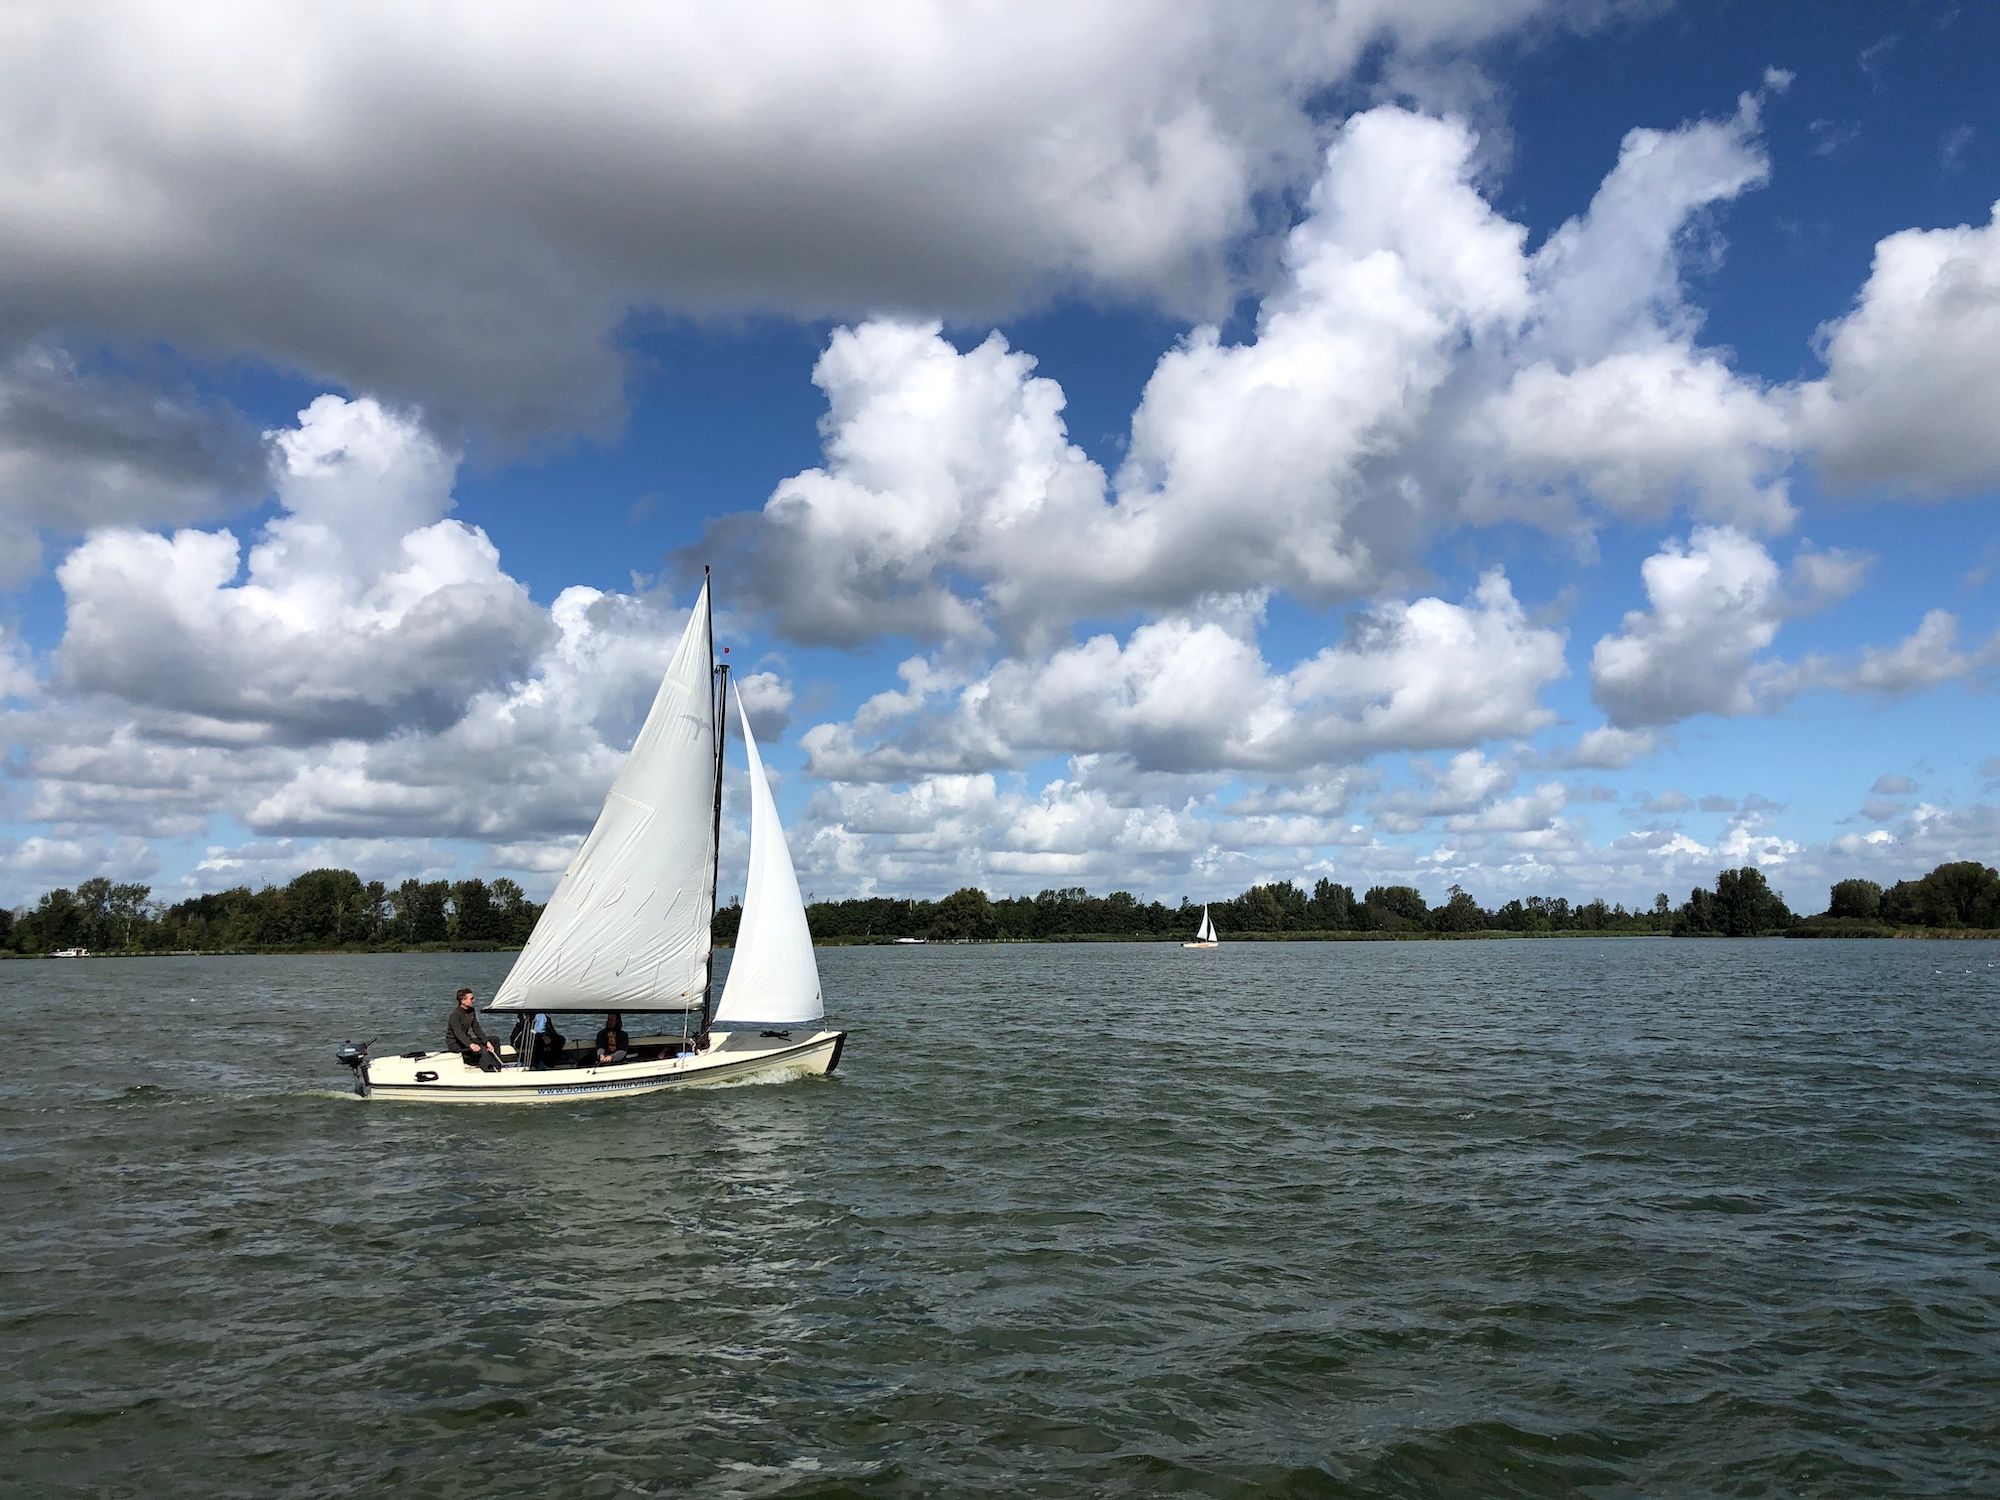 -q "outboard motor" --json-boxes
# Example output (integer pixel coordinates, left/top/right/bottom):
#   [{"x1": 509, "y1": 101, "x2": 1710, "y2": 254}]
[{"x1": 334, "y1": 1039, "x2": 372, "y2": 1097}]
